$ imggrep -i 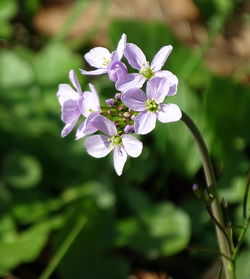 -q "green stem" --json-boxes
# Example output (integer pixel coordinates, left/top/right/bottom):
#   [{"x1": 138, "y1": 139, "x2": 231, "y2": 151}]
[
  {"x1": 181, "y1": 111, "x2": 235, "y2": 279},
  {"x1": 39, "y1": 216, "x2": 87, "y2": 279}
]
